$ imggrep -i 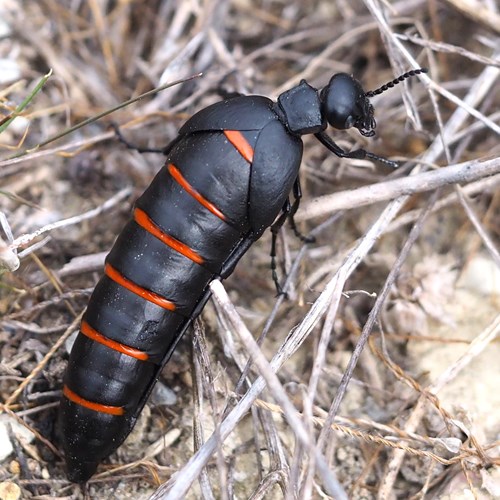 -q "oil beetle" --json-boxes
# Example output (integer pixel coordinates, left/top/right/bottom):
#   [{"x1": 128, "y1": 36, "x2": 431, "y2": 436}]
[{"x1": 59, "y1": 68, "x2": 427, "y2": 482}]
